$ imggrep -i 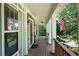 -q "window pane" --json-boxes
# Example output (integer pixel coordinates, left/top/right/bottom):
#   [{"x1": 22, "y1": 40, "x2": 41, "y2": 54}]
[
  {"x1": 5, "y1": 32, "x2": 18, "y2": 56},
  {"x1": 4, "y1": 4, "x2": 18, "y2": 31}
]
